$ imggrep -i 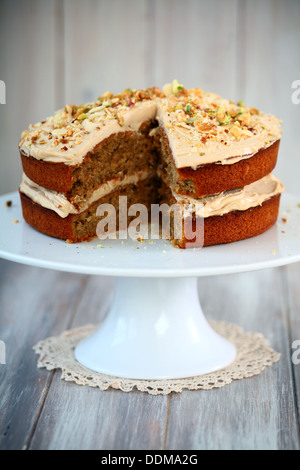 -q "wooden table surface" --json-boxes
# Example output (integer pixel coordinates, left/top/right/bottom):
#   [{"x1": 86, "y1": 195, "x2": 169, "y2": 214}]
[{"x1": 0, "y1": 259, "x2": 299, "y2": 450}]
